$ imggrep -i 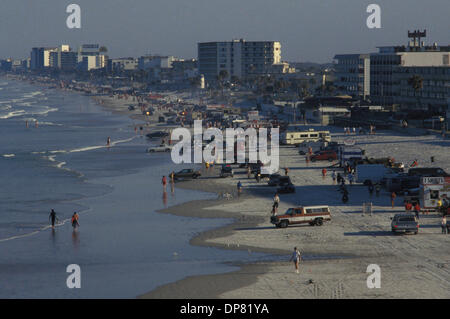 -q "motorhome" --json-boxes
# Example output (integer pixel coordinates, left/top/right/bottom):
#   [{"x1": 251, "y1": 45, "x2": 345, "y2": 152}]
[{"x1": 281, "y1": 129, "x2": 331, "y2": 145}]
